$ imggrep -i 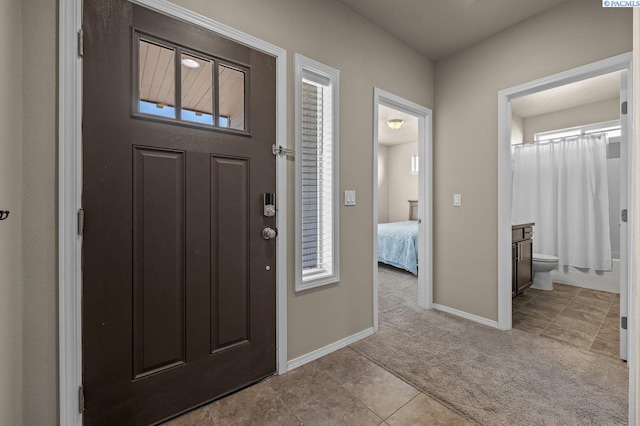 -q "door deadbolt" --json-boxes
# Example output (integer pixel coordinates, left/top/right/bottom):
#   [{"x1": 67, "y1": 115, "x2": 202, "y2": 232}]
[
  {"x1": 262, "y1": 227, "x2": 277, "y2": 240},
  {"x1": 263, "y1": 193, "x2": 276, "y2": 217}
]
